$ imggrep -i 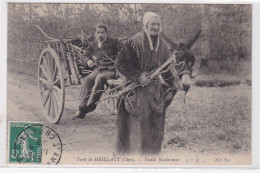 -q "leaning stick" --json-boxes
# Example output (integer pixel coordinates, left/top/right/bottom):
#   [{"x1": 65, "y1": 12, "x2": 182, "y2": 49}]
[
  {"x1": 36, "y1": 25, "x2": 55, "y2": 40},
  {"x1": 148, "y1": 53, "x2": 176, "y2": 80},
  {"x1": 98, "y1": 53, "x2": 177, "y2": 103}
]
